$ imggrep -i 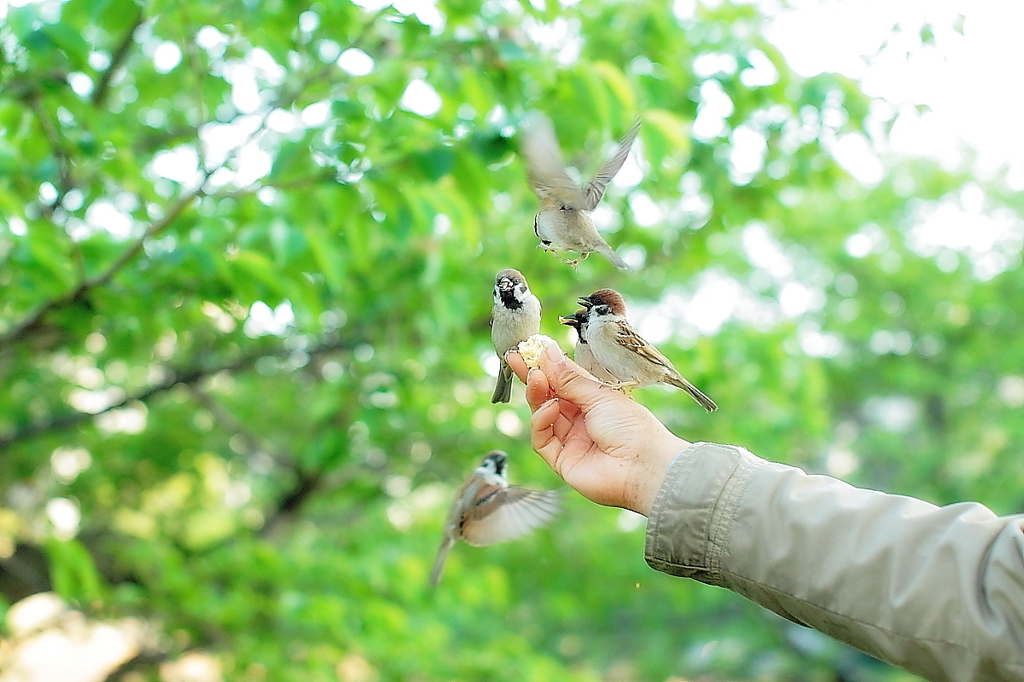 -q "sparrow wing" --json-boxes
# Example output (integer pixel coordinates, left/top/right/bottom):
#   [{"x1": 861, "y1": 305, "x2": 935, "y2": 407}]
[
  {"x1": 613, "y1": 319, "x2": 677, "y2": 372},
  {"x1": 520, "y1": 113, "x2": 588, "y2": 209},
  {"x1": 460, "y1": 487, "x2": 561, "y2": 547},
  {"x1": 581, "y1": 117, "x2": 641, "y2": 210},
  {"x1": 615, "y1": 321, "x2": 718, "y2": 412}
]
